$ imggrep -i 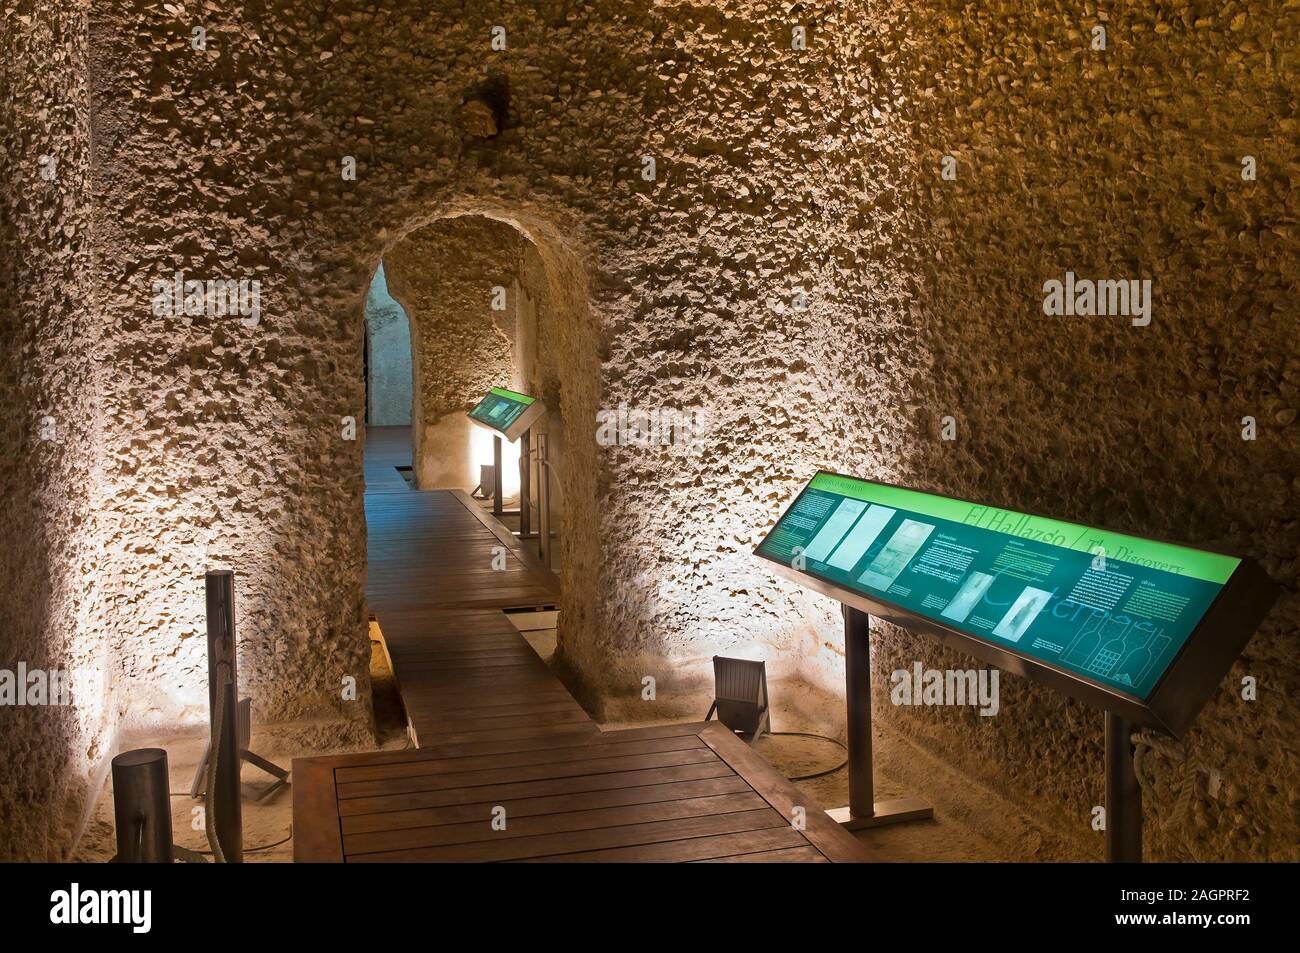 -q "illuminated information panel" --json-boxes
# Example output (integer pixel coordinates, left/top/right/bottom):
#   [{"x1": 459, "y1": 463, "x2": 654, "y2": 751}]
[
  {"x1": 467, "y1": 387, "x2": 546, "y2": 443},
  {"x1": 756, "y1": 472, "x2": 1275, "y2": 735}
]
